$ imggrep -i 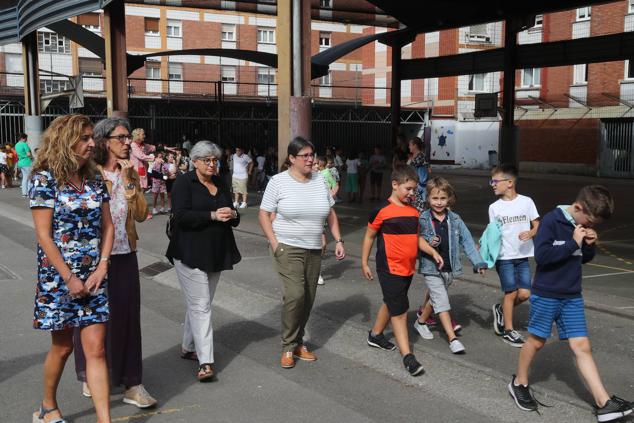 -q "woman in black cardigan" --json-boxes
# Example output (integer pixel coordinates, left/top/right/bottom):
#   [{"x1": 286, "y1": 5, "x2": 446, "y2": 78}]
[{"x1": 166, "y1": 141, "x2": 241, "y2": 382}]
